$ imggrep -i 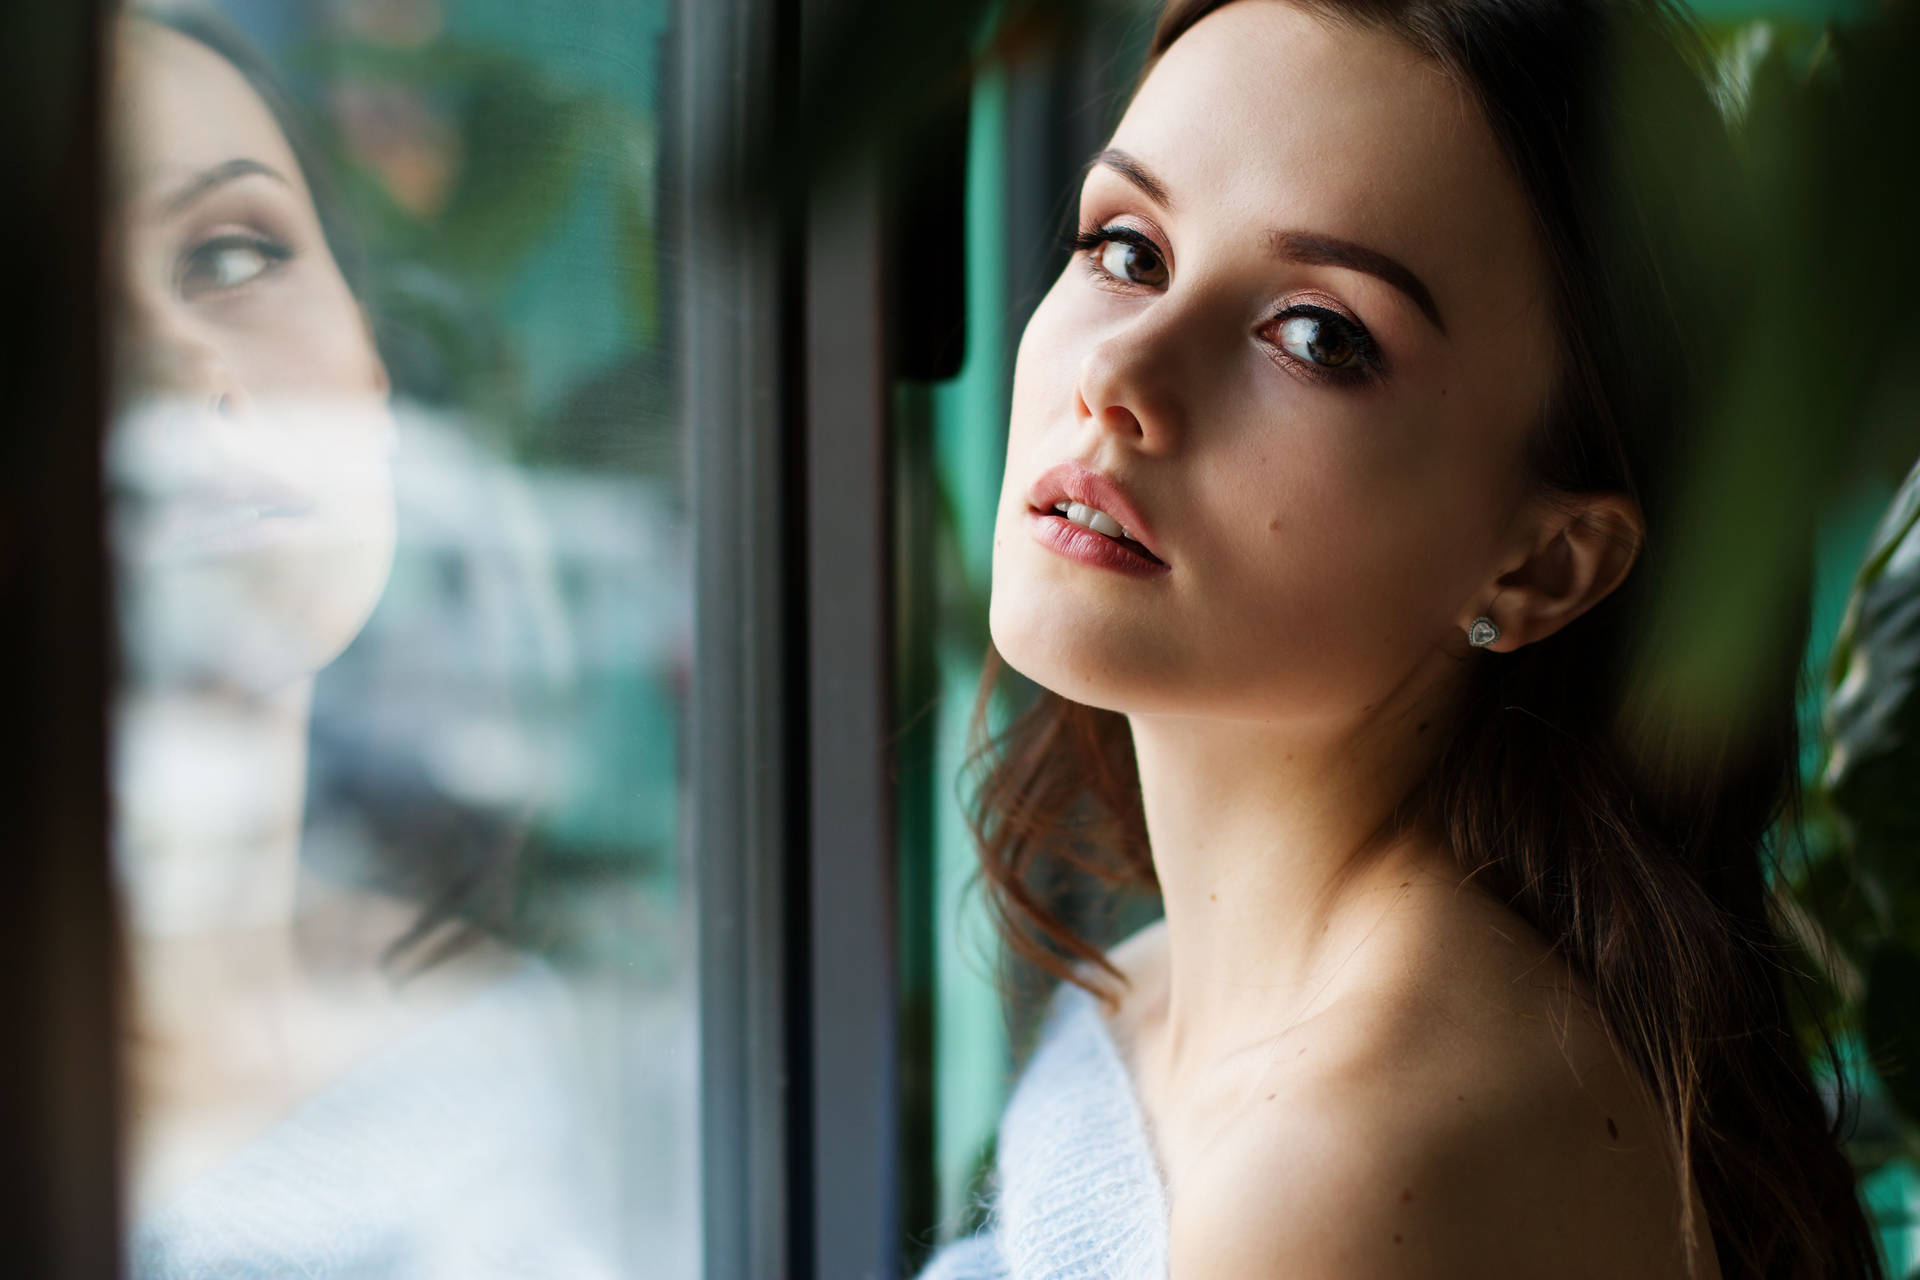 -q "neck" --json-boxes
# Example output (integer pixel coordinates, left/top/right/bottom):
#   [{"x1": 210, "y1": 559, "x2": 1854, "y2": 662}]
[
  {"x1": 115, "y1": 677, "x2": 315, "y2": 937},
  {"x1": 1127, "y1": 662, "x2": 1467, "y2": 1081},
  {"x1": 115, "y1": 677, "x2": 317, "y2": 1044}
]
